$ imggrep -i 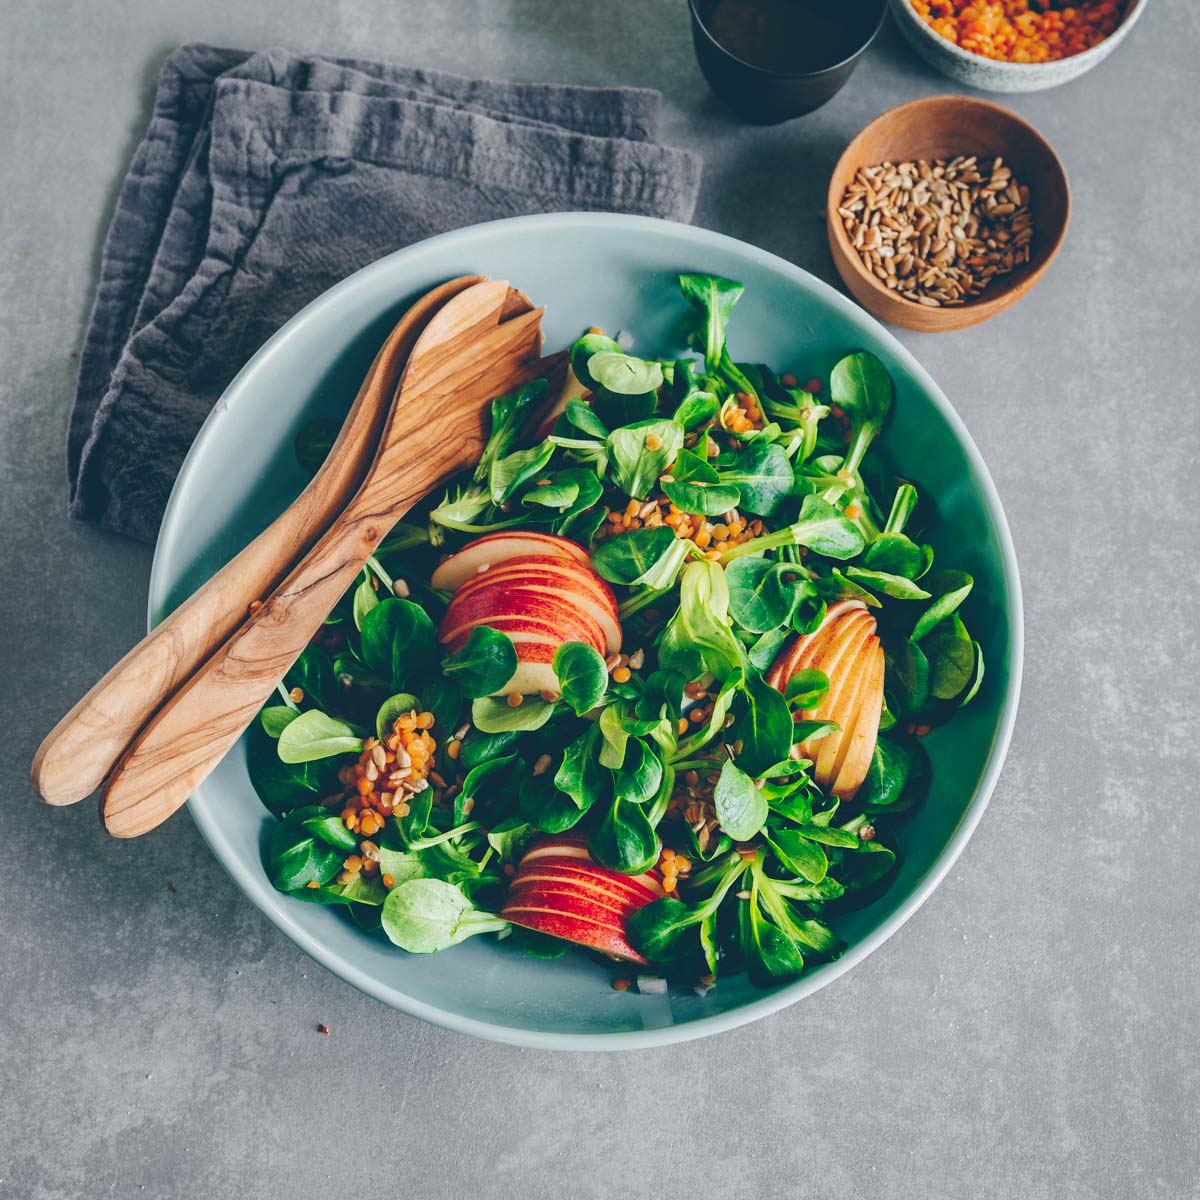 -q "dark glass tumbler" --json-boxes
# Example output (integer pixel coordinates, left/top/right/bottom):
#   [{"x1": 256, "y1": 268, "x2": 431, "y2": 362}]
[{"x1": 688, "y1": 0, "x2": 888, "y2": 124}]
